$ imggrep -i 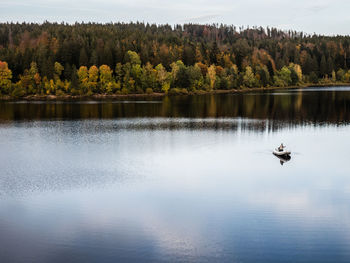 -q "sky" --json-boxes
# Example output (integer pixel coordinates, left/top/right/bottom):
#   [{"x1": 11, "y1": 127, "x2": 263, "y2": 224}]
[{"x1": 1, "y1": 0, "x2": 350, "y2": 35}]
